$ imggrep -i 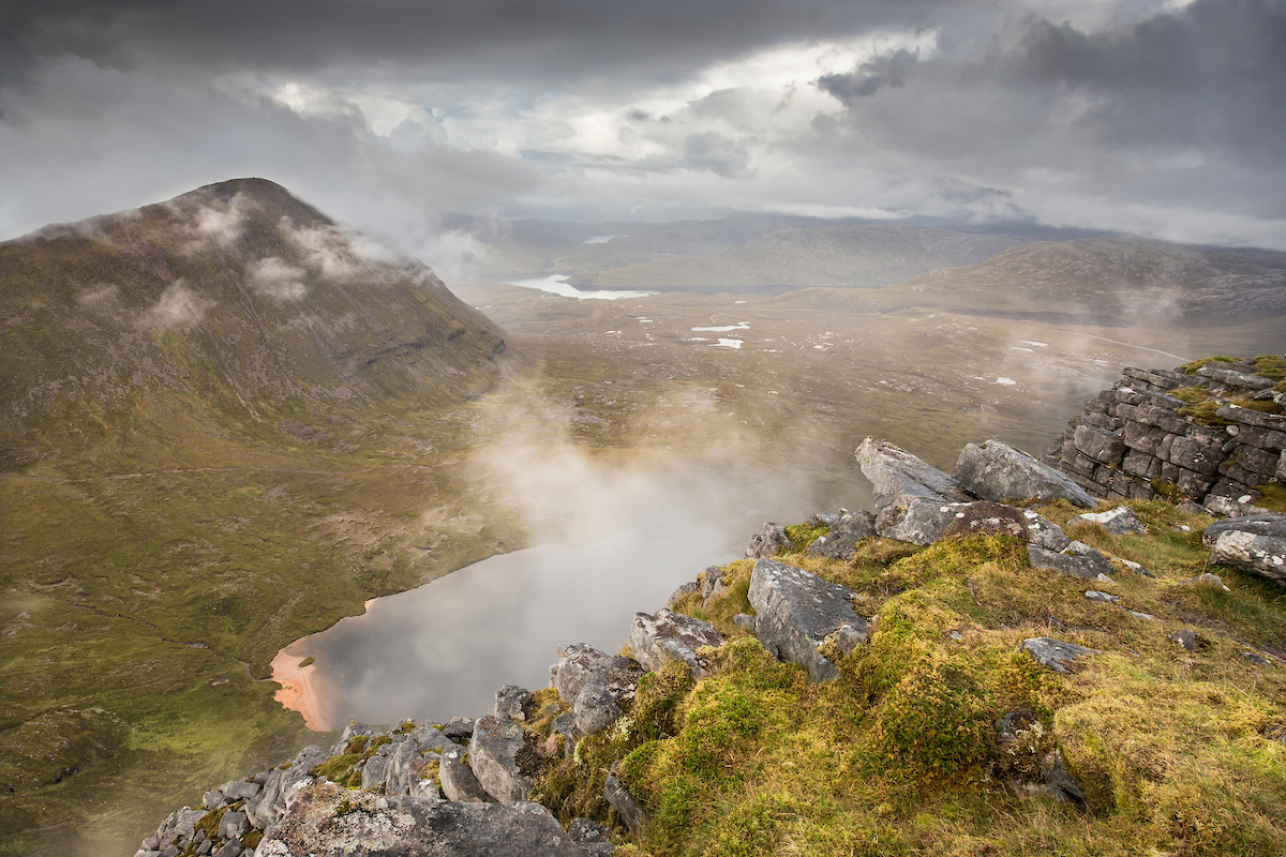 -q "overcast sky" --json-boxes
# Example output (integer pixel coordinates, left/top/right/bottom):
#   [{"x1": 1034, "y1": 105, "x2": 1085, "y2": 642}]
[{"x1": 2, "y1": 0, "x2": 1284, "y2": 263}]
